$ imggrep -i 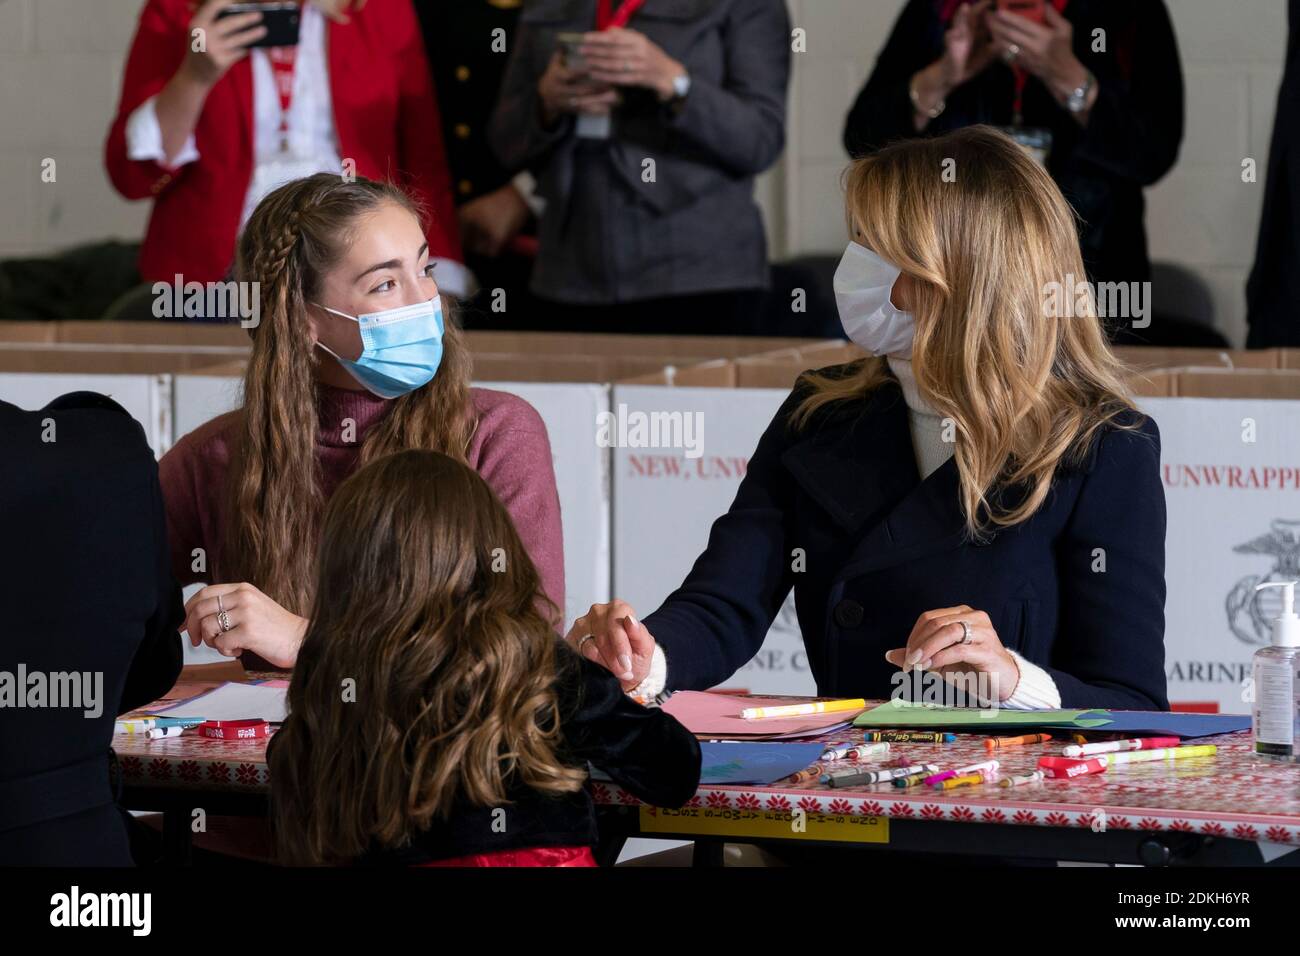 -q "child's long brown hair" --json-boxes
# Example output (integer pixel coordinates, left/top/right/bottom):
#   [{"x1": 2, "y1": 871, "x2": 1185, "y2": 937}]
[
  {"x1": 269, "y1": 450, "x2": 584, "y2": 865},
  {"x1": 225, "y1": 173, "x2": 474, "y2": 616}
]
